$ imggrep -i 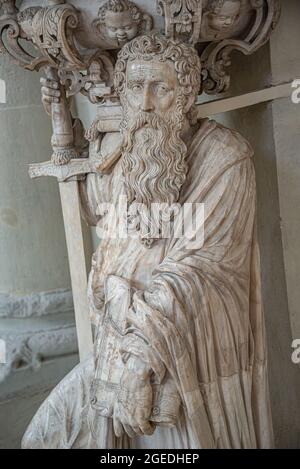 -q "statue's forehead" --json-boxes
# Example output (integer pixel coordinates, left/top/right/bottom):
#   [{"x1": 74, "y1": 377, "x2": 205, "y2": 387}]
[
  {"x1": 105, "y1": 10, "x2": 133, "y2": 26},
  {"x1": 215, "y1": 2, "x2": 241, "y2": 16},
  {"x1": 126, "y1": 59, "x2": 177, "y2": 82}
]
